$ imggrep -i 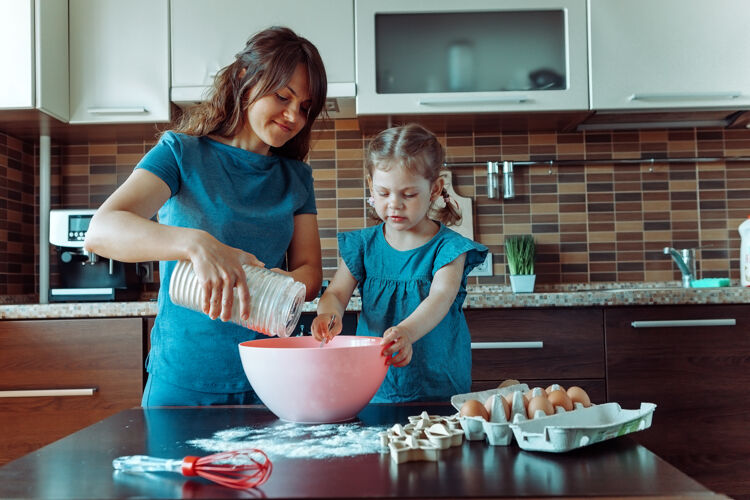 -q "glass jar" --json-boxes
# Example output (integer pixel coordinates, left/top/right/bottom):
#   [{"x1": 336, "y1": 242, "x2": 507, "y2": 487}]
[{"x1": 169, "y1": 260, "x2": 306, "y2": 337}]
